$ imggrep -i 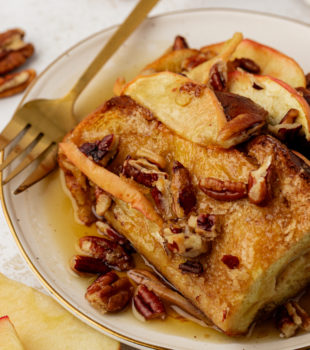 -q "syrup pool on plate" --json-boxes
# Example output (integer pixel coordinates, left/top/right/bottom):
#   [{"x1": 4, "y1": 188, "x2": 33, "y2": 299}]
[{"x1": 41, "y1": 169, "x2": 310, "y2": 345}]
